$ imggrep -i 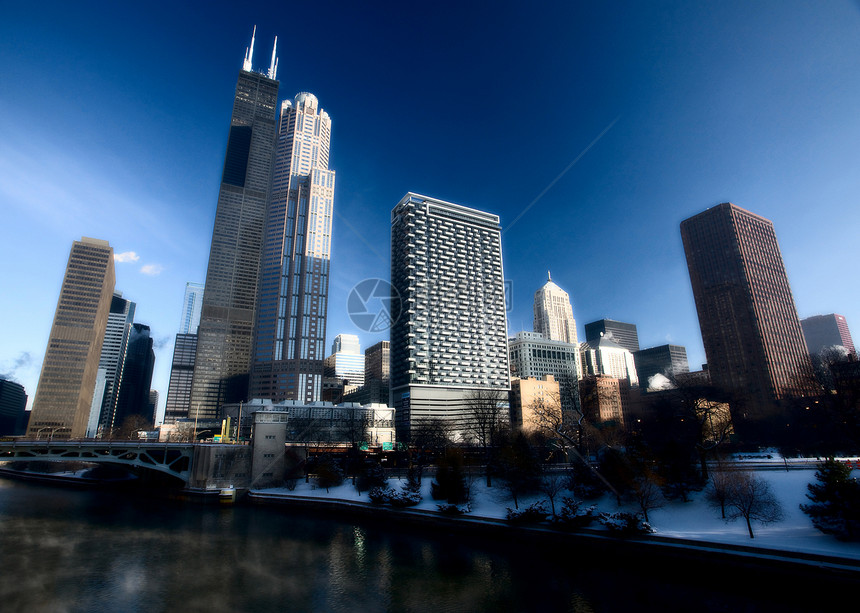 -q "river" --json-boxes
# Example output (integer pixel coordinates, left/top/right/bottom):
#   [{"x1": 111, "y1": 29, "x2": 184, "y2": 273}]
[{"x1": 0, "y1": 478, "x2": 850, "y2": 612}]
